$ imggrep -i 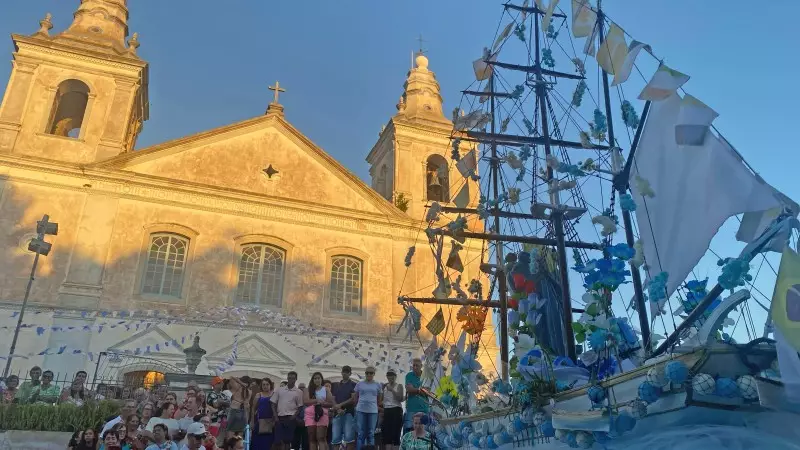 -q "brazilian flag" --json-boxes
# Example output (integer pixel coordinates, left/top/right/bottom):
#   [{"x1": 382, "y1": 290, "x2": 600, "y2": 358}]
[{"x1": 771, "y1": 246, "x2": 800, "y2": 351}]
